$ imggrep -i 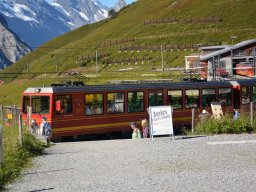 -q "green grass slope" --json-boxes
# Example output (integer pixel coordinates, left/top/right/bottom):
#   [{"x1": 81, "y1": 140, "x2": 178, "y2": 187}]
[{"x1": 0, "y1": 0, "x2": 256, "y2": 105}]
